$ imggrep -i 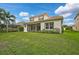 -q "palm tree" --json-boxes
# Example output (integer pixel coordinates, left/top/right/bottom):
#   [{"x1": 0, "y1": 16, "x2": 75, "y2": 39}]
[
  {"x1": 10, "y1": 15, "x2": 16, "y2": 25},
  {"x1": 5, "y1": 11, "x2": 12, "y2": 32},
  {"x1": 0, "y1": 8, "x2": 6, "y2": 23},
  {"x1": 5, "y1": 12, "x2": 16, "y2": 32},
  {"x1": 0, "y1": 8, "x2": 16, "y2": 32},
  {"x1": 0, "y1": 8, "x2": 6, "y2": 32},
  {"x1": 9, "y1": 14, "x2": 16, "y2": 31}
]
